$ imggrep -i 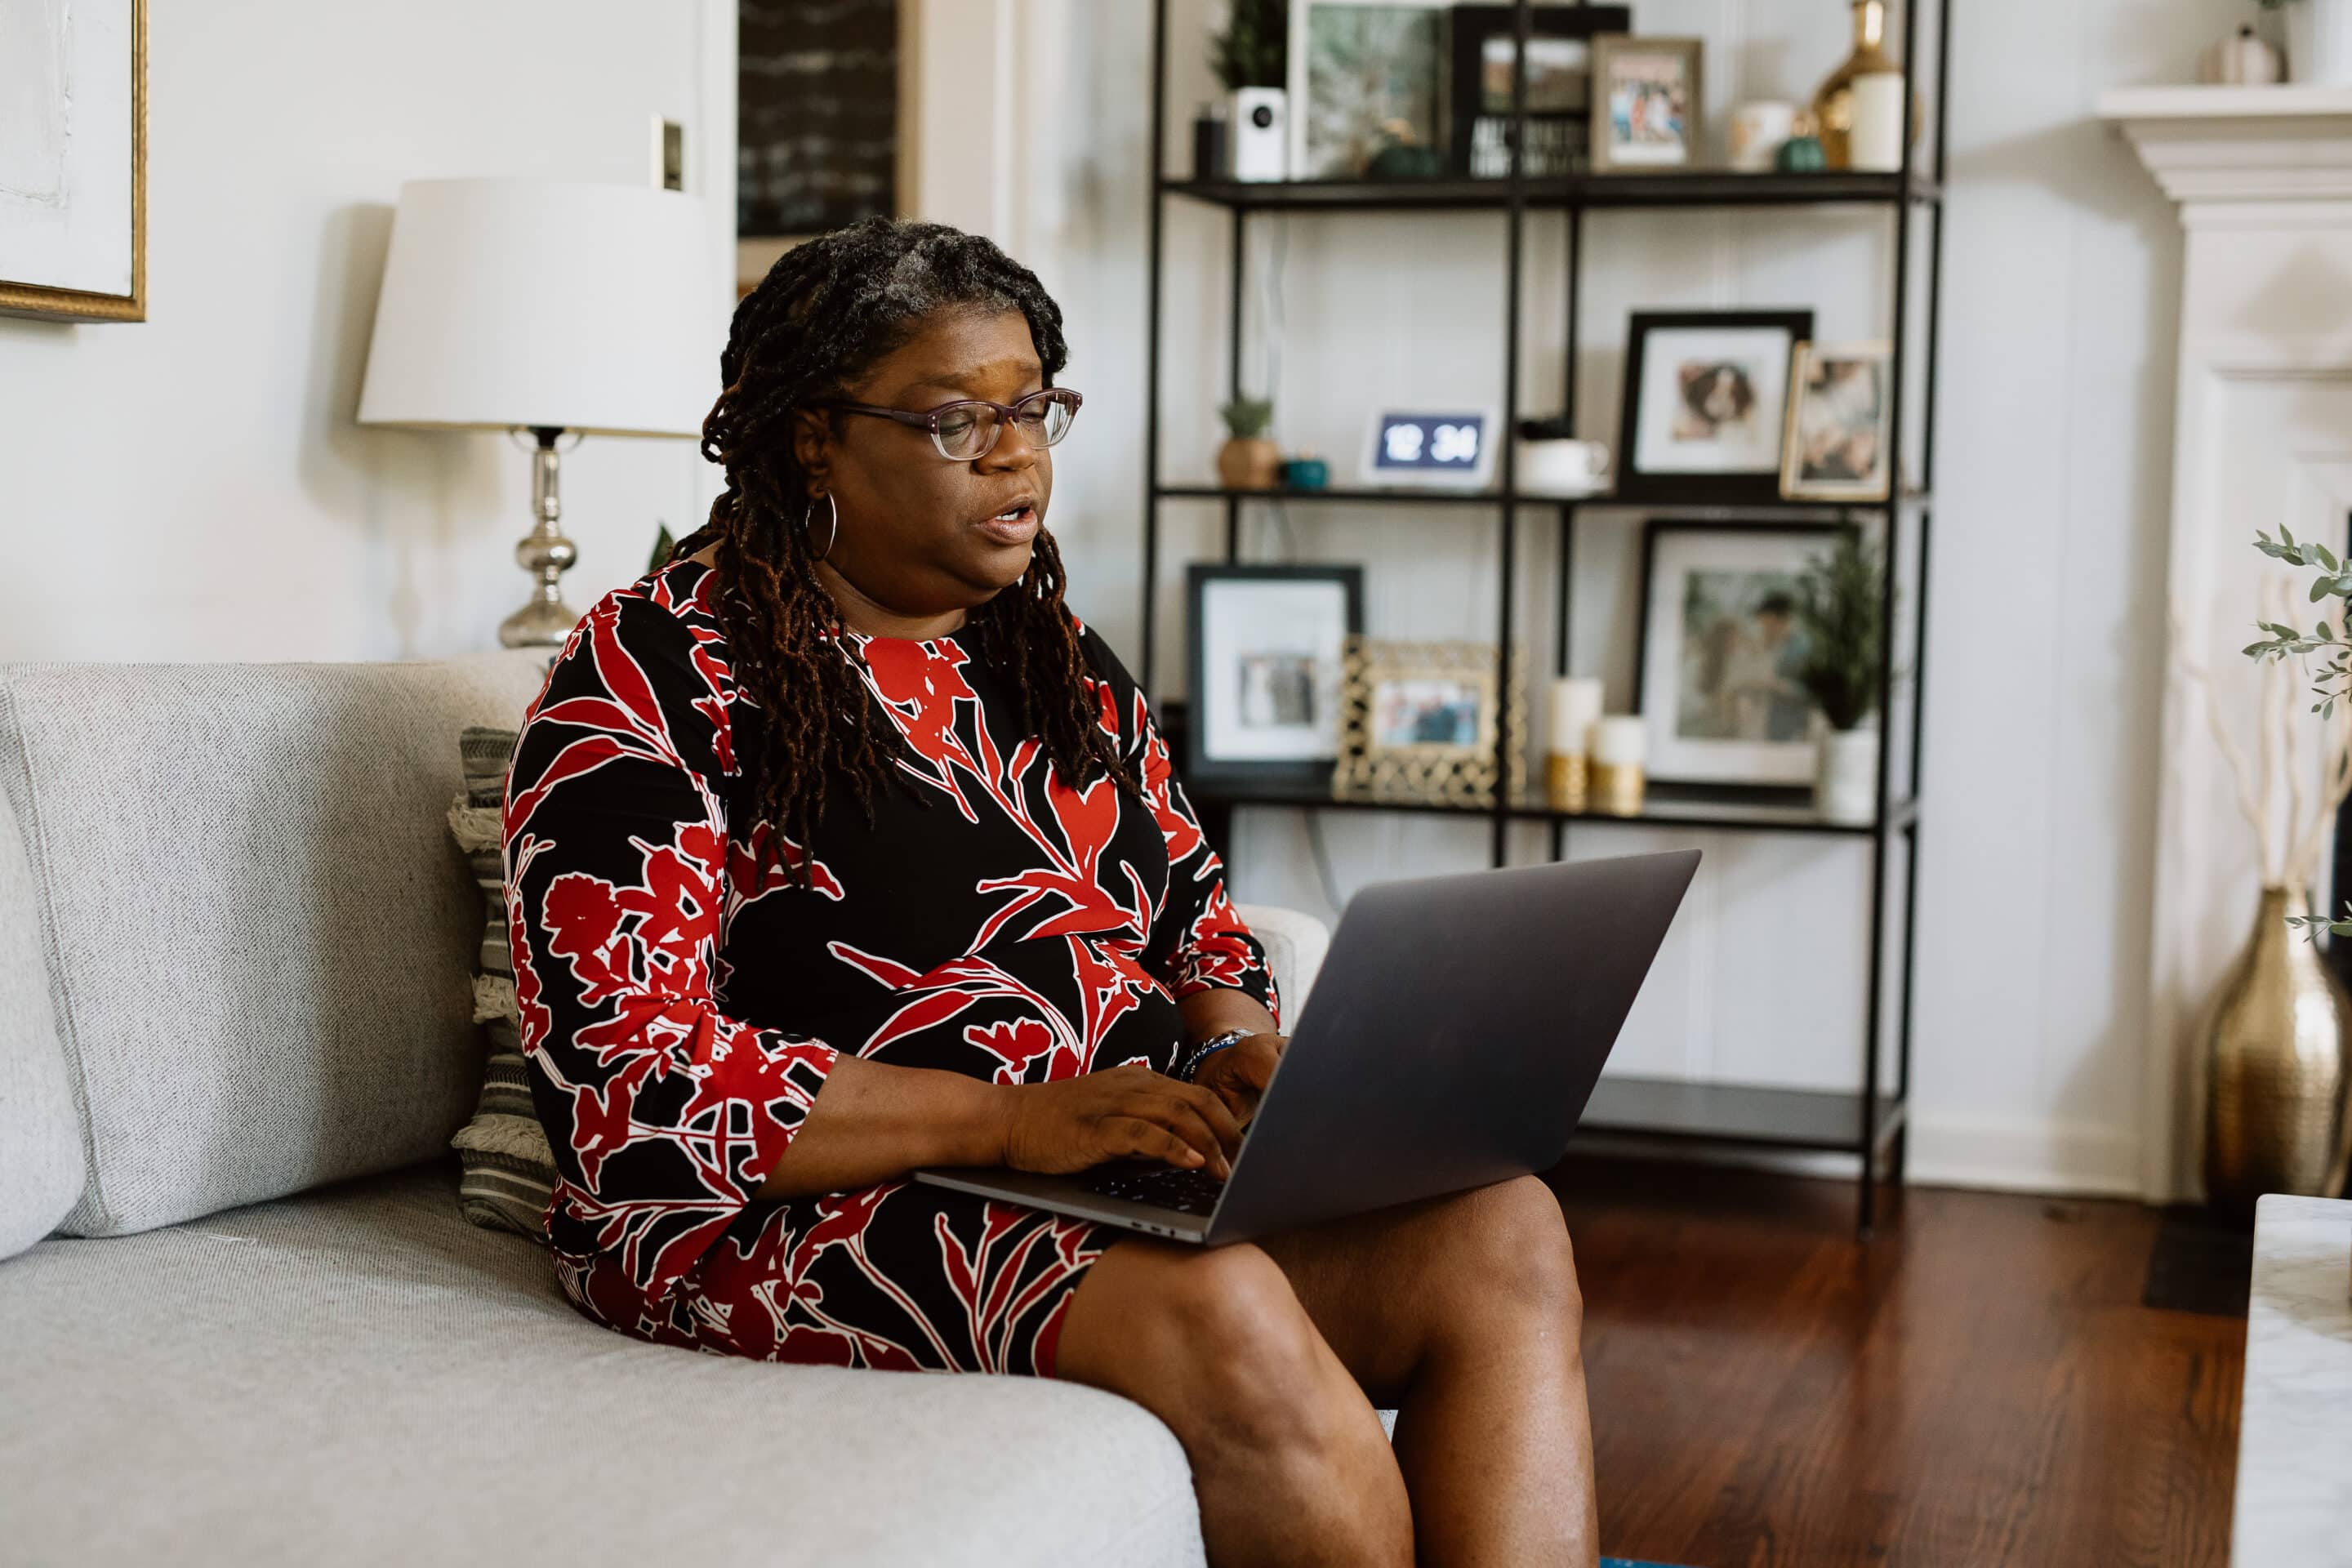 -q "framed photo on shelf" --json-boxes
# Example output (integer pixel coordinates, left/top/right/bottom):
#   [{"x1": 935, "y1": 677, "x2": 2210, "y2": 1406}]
[
  {"x1": 0, "y1": 0, "x2": 146, "y2": 322},
  {"x1": 1446, "y1": 4, "x2": 1631, "y2": 179},
  {"x1": 1634, "y1": 520, "x2": 1847, "y2": 789},
  {"x1": 1332, "y1": 635, "x2": 1529, "y2": 808},
  {"x1": 1615, "y1": 310, "x2": 1813, "y2": 505},
  {"x1": 1184, "y1": 564, "x2": 1365, "y2": 794},
  {"x1": 1589, "y1": 35, "x2": 1704, "y2": 173},
  {"x1": 1290, "y1": 0, "x2": 1450, "y2": 180},
  {"x1": 1782, "y1": 341, "x2": 1895, "y2": 501}
]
